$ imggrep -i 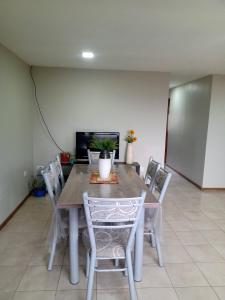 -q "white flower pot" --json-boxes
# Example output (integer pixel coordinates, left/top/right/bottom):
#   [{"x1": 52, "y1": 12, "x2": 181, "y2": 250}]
[
  {"x1": 126, "y1": 143, "x2": 133, "y2": 164},
  {"x1": 99, "y1": 158, "x2": 111, "y2": 179}
]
